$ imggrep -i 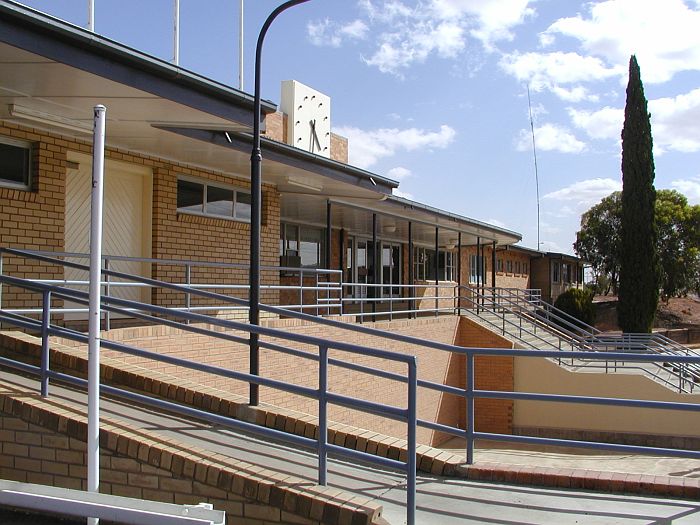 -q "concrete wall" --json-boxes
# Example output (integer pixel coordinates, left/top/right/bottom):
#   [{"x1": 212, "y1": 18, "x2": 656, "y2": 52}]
[{"x1": 514, "y1": 356, "x2": 700, "y2": 446}]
